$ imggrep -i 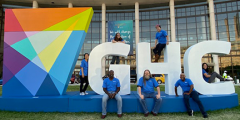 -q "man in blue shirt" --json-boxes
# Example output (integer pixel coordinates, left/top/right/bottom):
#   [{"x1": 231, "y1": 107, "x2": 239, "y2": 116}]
[
  {"x1": 153, "y1": 24, "x2": 169, "y2": 62},
  {"x1": 102, "y1": 70, "x2": 122, "y2": 119},
  {"x1": 175, "y1": 73, "x2": 208, "y2": 118},
  {"x1": 137, "y1": 70, "x2": 162, "y2": 117}
]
